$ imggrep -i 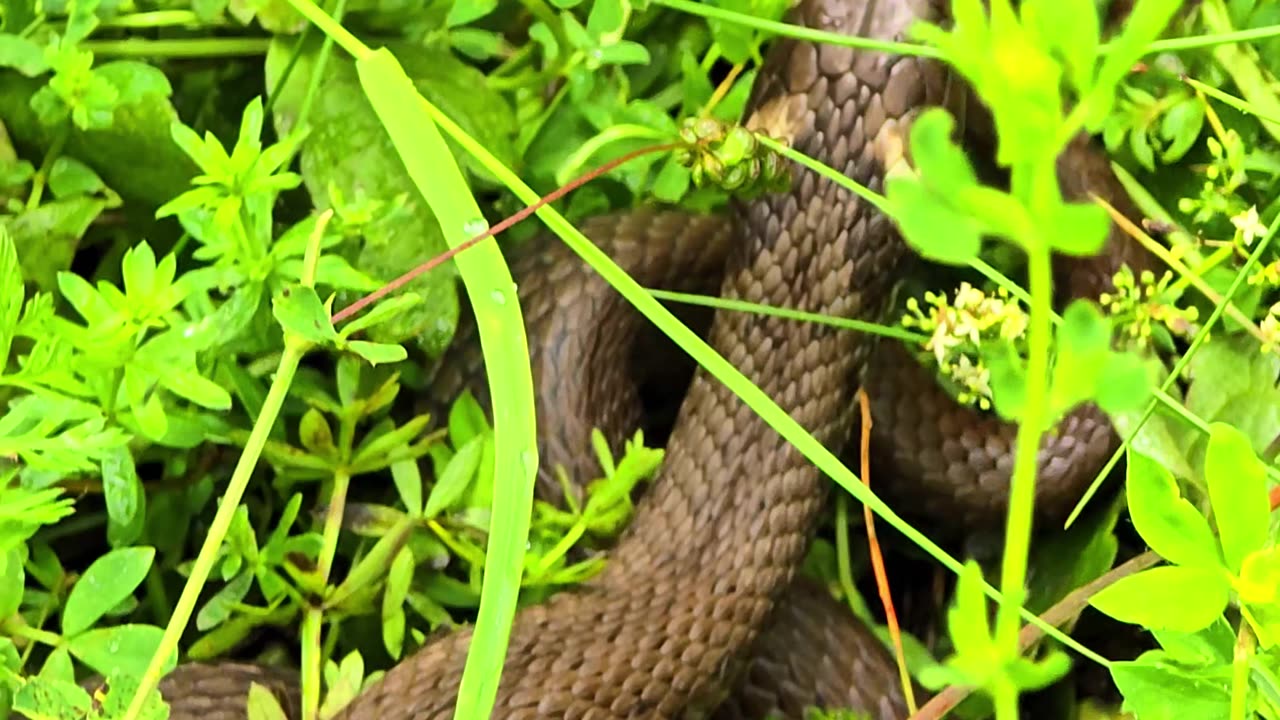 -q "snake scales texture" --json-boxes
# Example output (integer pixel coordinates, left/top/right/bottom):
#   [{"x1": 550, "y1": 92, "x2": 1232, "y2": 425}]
[{"x1": 94, "y1": 0, "x2": 1165, "y2": 718}]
